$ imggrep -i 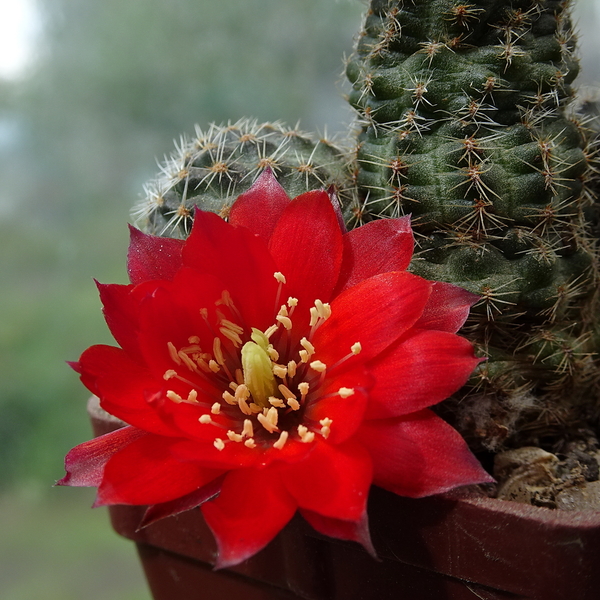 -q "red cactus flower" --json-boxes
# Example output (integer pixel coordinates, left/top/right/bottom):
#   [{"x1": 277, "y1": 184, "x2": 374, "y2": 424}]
[{"x1": 58, "y1": 169, "x2": 492, "y2": 567}]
